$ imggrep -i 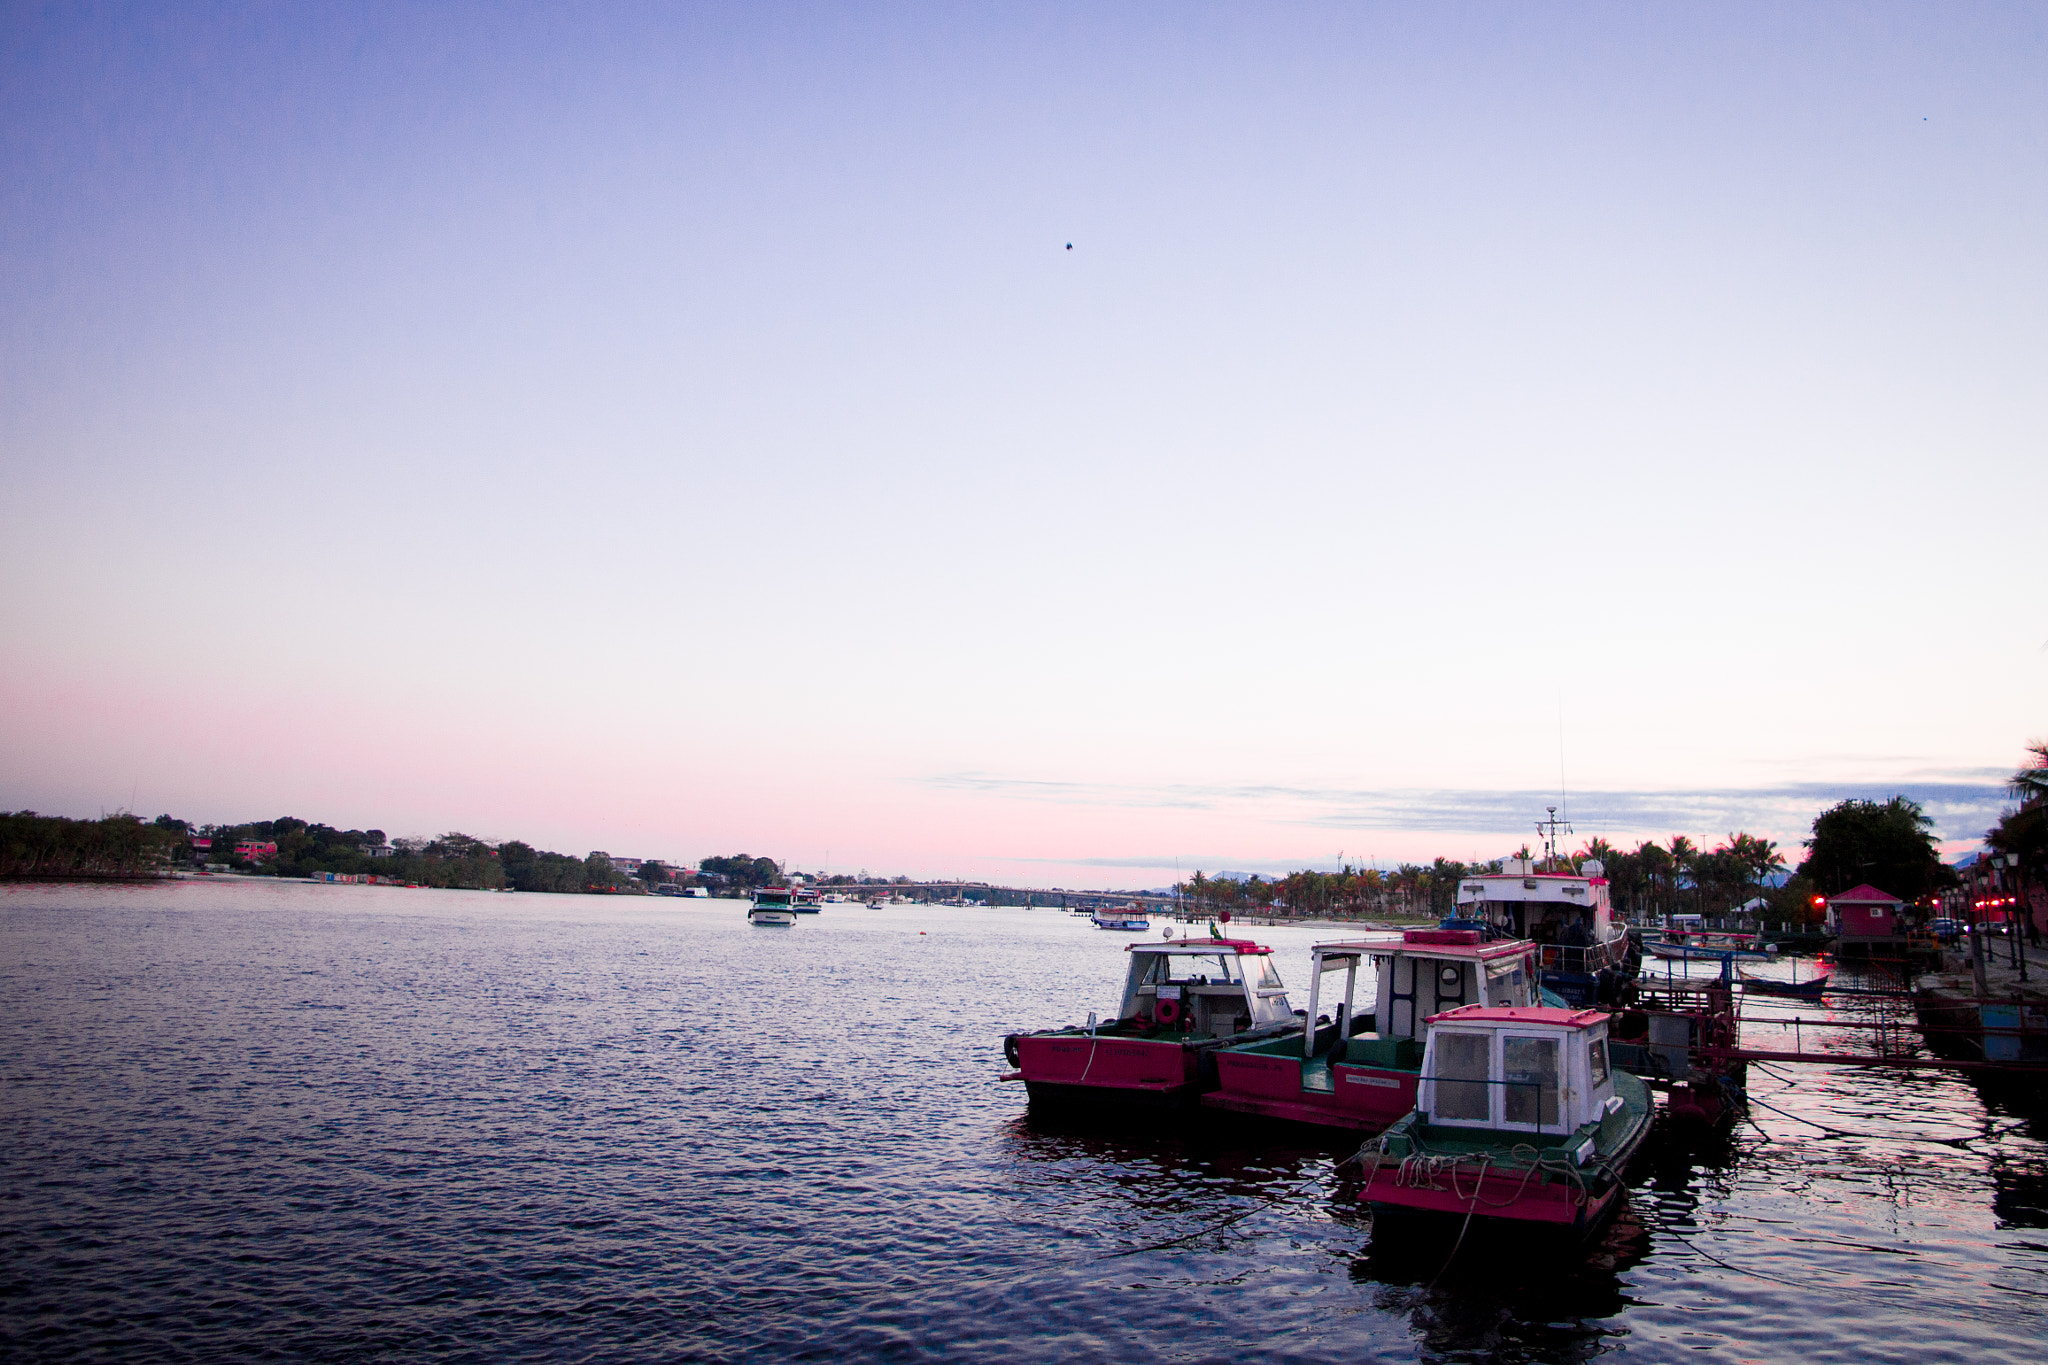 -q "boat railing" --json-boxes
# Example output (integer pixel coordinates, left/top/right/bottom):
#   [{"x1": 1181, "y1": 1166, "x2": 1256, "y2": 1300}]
[{"x1": 1535, "y1": 937, "x2": 1630, "y2": 977}]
